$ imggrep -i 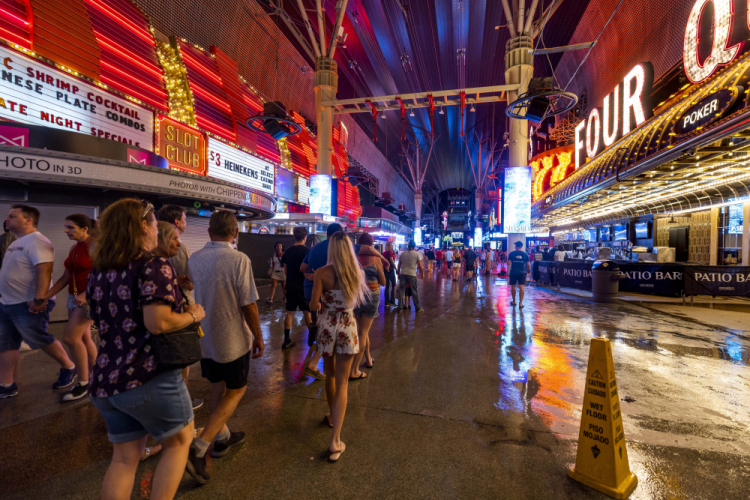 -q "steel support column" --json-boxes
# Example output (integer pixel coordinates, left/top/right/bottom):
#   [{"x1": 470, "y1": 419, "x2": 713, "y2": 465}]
[
  {"x1": 314, "y1": 57, "x2": 338, "y2": 176},
  {"x1": 504, "y1": 35, "x2": 534, "y2": 249}
]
